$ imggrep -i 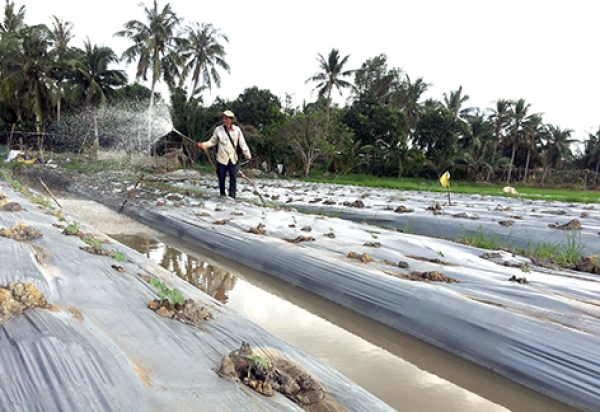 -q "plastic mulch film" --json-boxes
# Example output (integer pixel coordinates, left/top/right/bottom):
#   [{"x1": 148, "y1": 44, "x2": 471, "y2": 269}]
[
  {"x1": 15, "y1": 170, "x2": 600, "y2": 412},
  {"x1": 0, "y1": 182, "x2": 394, "y2": 412}
]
